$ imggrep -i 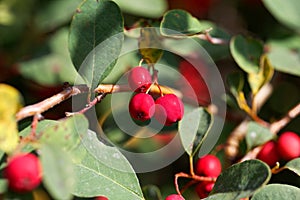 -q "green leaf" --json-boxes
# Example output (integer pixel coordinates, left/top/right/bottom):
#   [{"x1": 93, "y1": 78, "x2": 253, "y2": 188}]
[
  {"x1": 252, "y1": 184, "x2": 300, "y2": 200},
  {"x1": 179, "y1": 107, "x2": 212, "y2": 156},
  {"x1": 71, "y1": 130, "x2": 144, "y2": 199},
  {"x1": 113, "y1": 0, "x2": 167, "y2": 18},
  {"x1": 138, "y1": 28, "x2": 163, "y2": 65},
  {"x1": 263, "y1": 0, "x2": 300, "y2": 31},
  {"x1": 230, "y1": 35, "x2": 263, "y2": 73},
  {"x1": 34, "y1": 0, "x2": 83, "y2": 31},
  {"x1": 160, "y1": 9, "x2": 204, "y2": 36},
  {"x1": 69, "y1": 0, "x2": 124, "y2": 91},
  {"x1": 0, "y1": 179, "x2": 8, "y2": 193},
  {"x1": 246, "y1": 121, "x2": 275, "y2": 150},
  {"x1": 284, "y1": 158, "x2": 300, "y2": 176},
  {"x1": 209, "y1": 160, "x2": 271, "y2": 199},
  {"x1": 266, "y1": 45, "x2": 300, "y2": 77},
  {"x1": 19, "y1": 28, "x2": 82, "y2": 86},
  {"x1": 40, "y1": 144, "x2": 74, "y2": 200},
  {"x1": 248, "y1": 55, "x2": 274, "y2": 95},
  {"x1": 226, "y1": 72, "x2": 244, "y2": 97},
  {"x1": 40, "y1": 114, "x2": 88, "y2": 151}
]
